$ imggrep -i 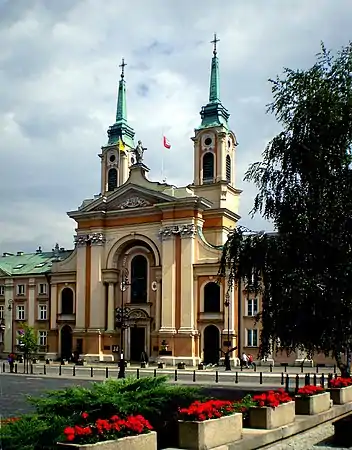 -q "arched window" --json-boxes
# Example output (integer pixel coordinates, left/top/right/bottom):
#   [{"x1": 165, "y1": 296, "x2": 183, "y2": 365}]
[
  {"x1": 202, "y1": 152, "x2": 214, "y2": 183},
  {"x1": 204, "y1": 282, "x2": 221, "y2": 313},
  {"x1": 61, "y1": 288, "x2": 74, "y2": 314},
  {"x1": 131, "y1": 255, "x2": 148, "y2": 303},
  {"x1": 226, "y1": 155, "x2": 231, "y2": 183},
  {"x1": 107, "y1": 168, "x2": 117, "y2": 192}
]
